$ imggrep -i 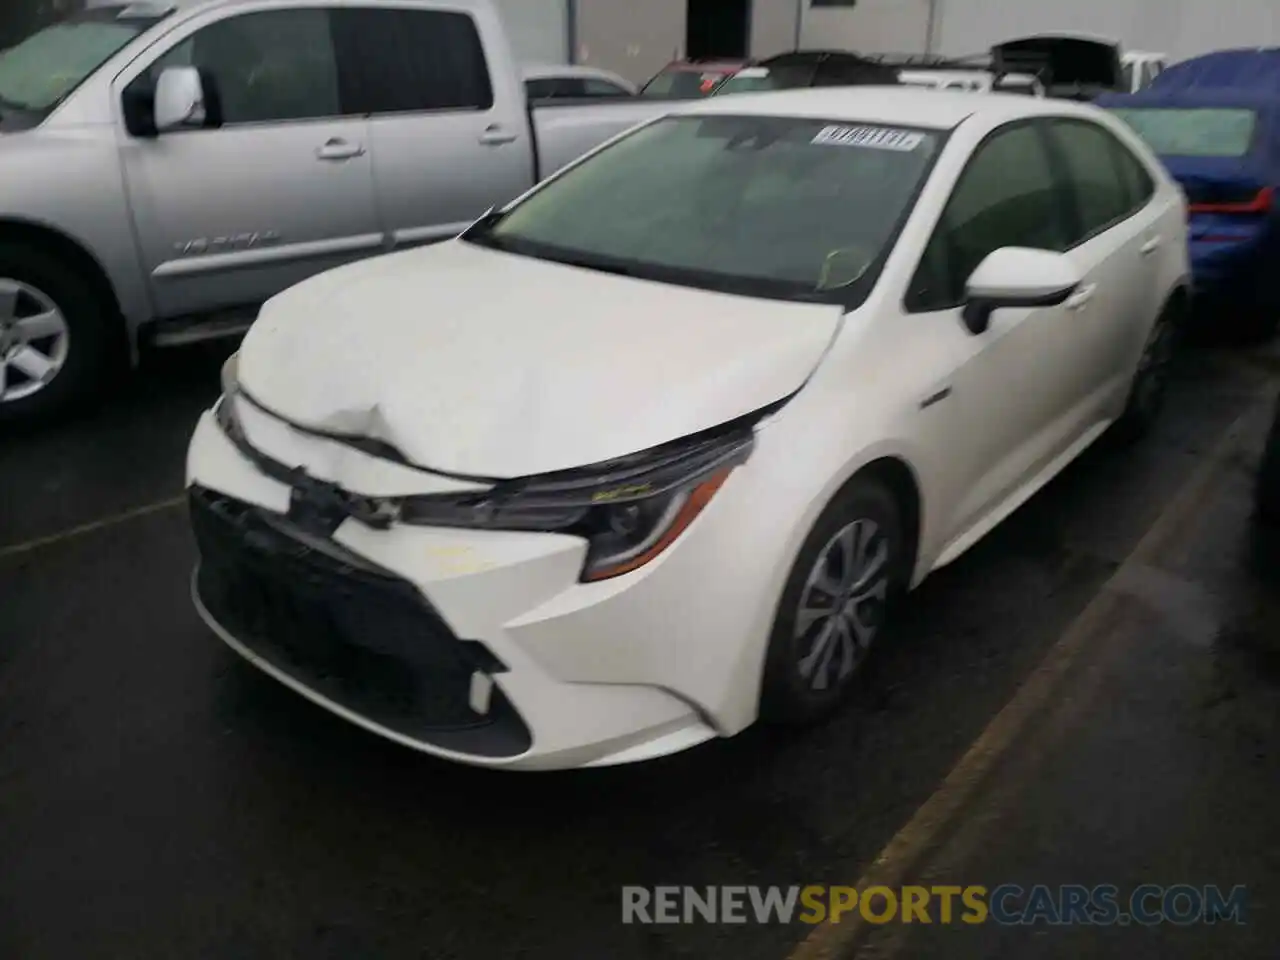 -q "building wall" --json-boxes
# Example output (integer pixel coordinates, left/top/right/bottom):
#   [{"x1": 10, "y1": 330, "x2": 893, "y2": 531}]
[
  {"x1": 493, "y1": 0, "x2": 568, "y2": 66},
  {"x1": 933, "y1": 0, "x2": 1280, "y2": 61},
  {"x1": 751, "y1": 1, "x2": 800, "y2": 59},
  {"x1": 574, "y1": 0, "x2": 686, "y2": 85},
  {"x1": 799, "y1": 0, "x2": 931, "y2": 55}
]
